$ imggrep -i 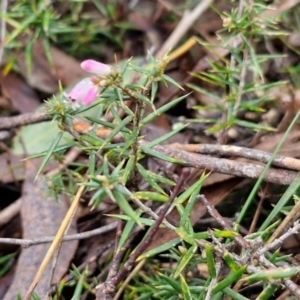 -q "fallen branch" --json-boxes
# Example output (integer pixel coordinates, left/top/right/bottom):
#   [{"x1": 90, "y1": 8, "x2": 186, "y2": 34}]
[
  {"x1": 168, "y1": 143, "x2": 300, "y2": 171},
  {"x1": 0, "y1": 221, "x2": 117, "y2": 247},
  {"x1": 71, "y1": 120, "x2": 300, "y2": 185},
  {"x1": 140, "y1": 141, "x2": 298, "y2": 185},
  {"x1": 0, "y1": 110, "x2": 51, "y2": 130}
]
